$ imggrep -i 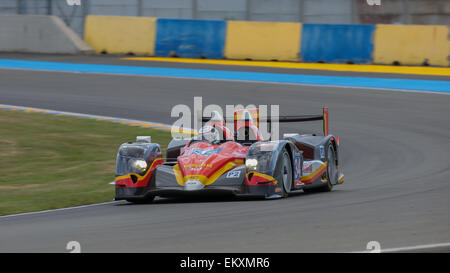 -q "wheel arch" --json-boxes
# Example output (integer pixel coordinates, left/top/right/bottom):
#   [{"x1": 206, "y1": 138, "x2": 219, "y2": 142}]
[
  {"x1": 328, "y1": 136, "x2": 340, "y2": 168},
  {"x1": 283, "y1": 141, "x2": 298, "y2": 180}
]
